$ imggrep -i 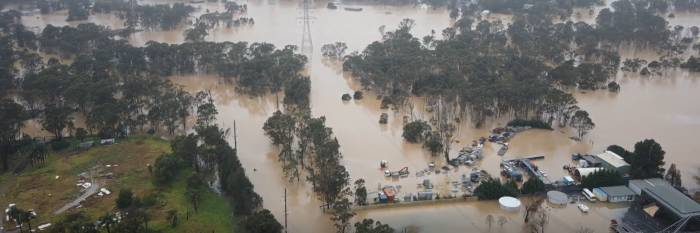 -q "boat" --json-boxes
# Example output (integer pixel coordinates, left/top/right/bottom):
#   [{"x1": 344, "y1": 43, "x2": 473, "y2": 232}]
[
  {"x1": 577, "y1": 204, "x2": 589, "y2": 213},
  {"x1": 344, "y1": 7, "x2": 363, "y2": 11}
]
